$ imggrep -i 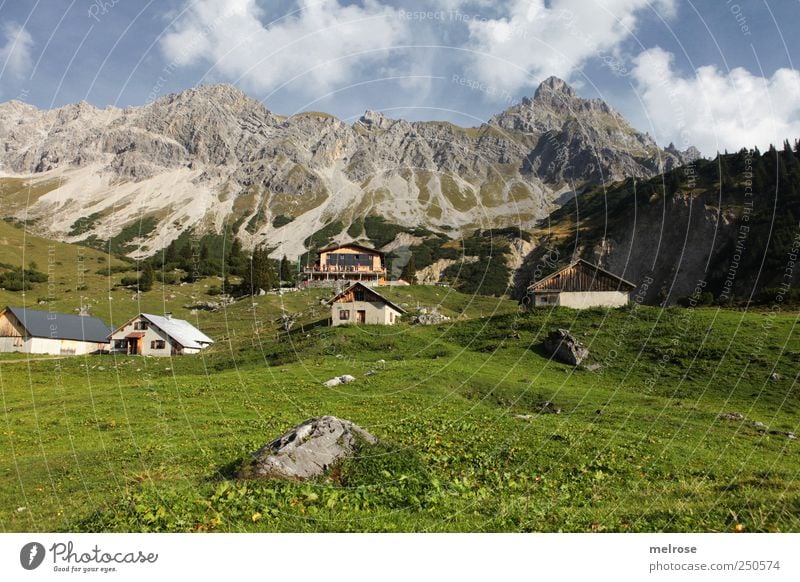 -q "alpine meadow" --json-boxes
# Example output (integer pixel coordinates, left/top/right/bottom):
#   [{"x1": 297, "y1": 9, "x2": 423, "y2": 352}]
[{"x1": 1, "y1": 0, "x2": 799, "y2": 550}]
